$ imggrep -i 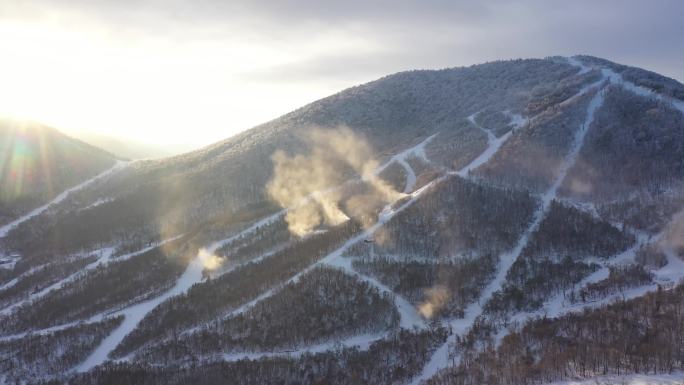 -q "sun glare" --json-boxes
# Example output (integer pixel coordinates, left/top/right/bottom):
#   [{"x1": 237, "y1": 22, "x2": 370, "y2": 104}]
[{"x1": 0, "y1": 20, "x2": 344, "y2": 148}]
